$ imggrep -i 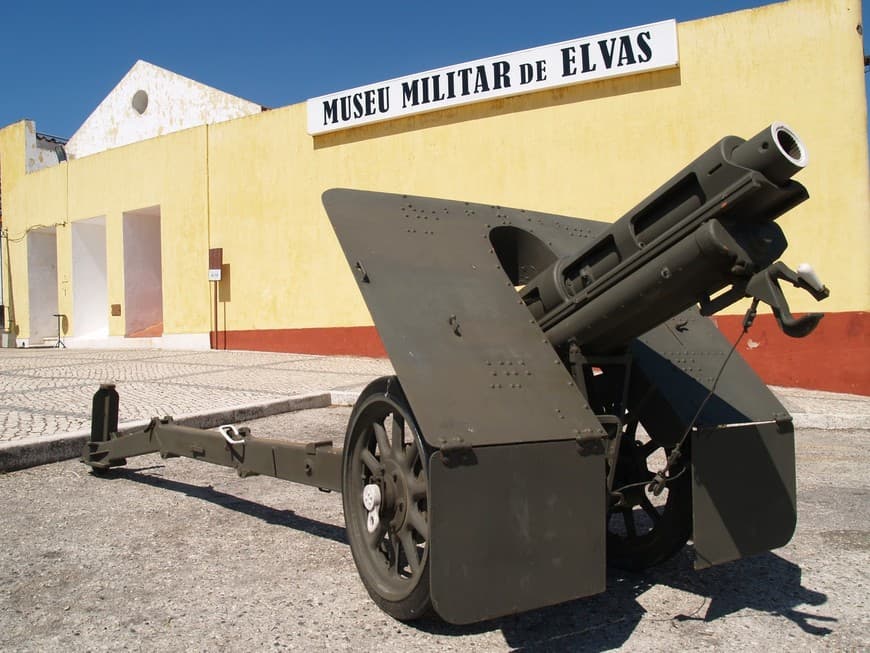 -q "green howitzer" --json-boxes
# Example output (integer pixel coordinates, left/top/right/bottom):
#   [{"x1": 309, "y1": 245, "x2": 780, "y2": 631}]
[
  {"x1": 521, "y1": 122, "x2": 828, "y2": 352},
  {"x1": 82, "y1": 123, "x2": 829, "y2": 625}
]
